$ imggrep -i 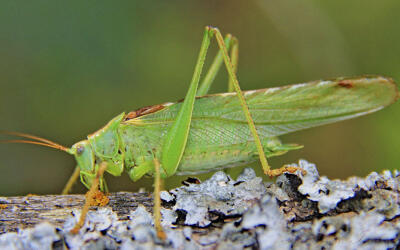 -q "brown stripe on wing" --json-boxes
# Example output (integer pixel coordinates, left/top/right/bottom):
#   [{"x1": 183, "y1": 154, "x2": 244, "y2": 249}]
[
  {"x1": 124, "y1": 104, "x2": 166, "y2": 121},
  {"x1": 337, "y1": 79, "x2": 354, "y2": 89},
  {"x1": 123, "y1": 89, "x2": 266, "y2": 122}
]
